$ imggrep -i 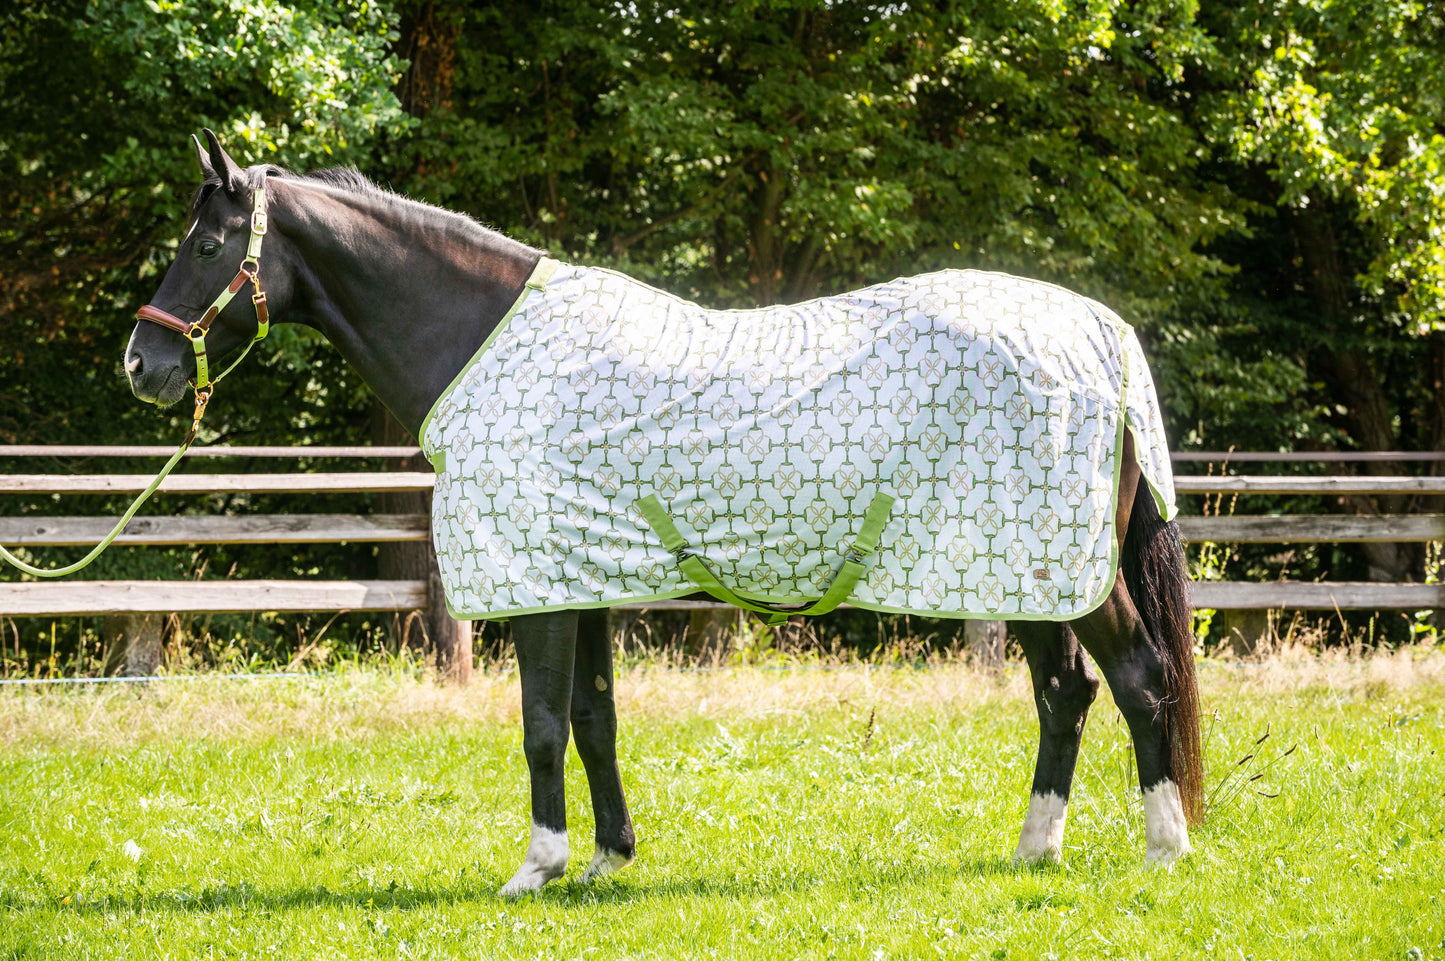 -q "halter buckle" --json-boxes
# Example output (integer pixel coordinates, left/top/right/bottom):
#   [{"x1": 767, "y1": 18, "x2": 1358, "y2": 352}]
[
  {"x1": 240, "y1": 259, "x2": 260, "y2": 279},
  {"x1": 251, "y1": 210, "x2": 268, "y2": 235}
]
